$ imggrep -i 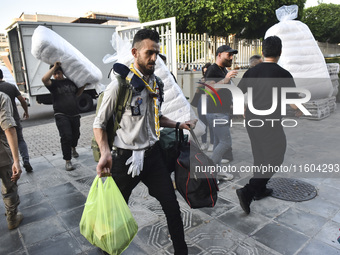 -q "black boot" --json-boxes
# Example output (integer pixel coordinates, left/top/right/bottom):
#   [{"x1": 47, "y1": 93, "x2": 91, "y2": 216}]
[{"x1": 236, "y1": 187, "x2": 253, "y2": 214}]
